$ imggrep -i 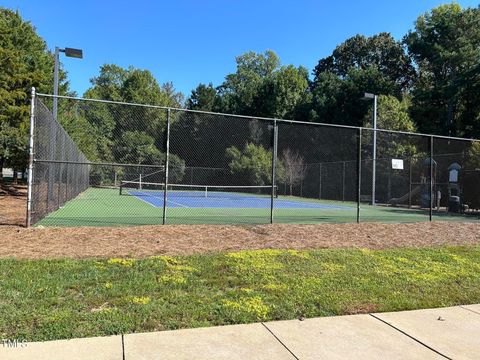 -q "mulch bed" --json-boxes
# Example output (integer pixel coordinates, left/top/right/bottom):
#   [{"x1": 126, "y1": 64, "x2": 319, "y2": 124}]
[
  {"x1": 1, "y1": 186, "x2": 479, "y2": 259},
  {"x1": 0, "y1": 221, "x2": 479, "y2": 260}
]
